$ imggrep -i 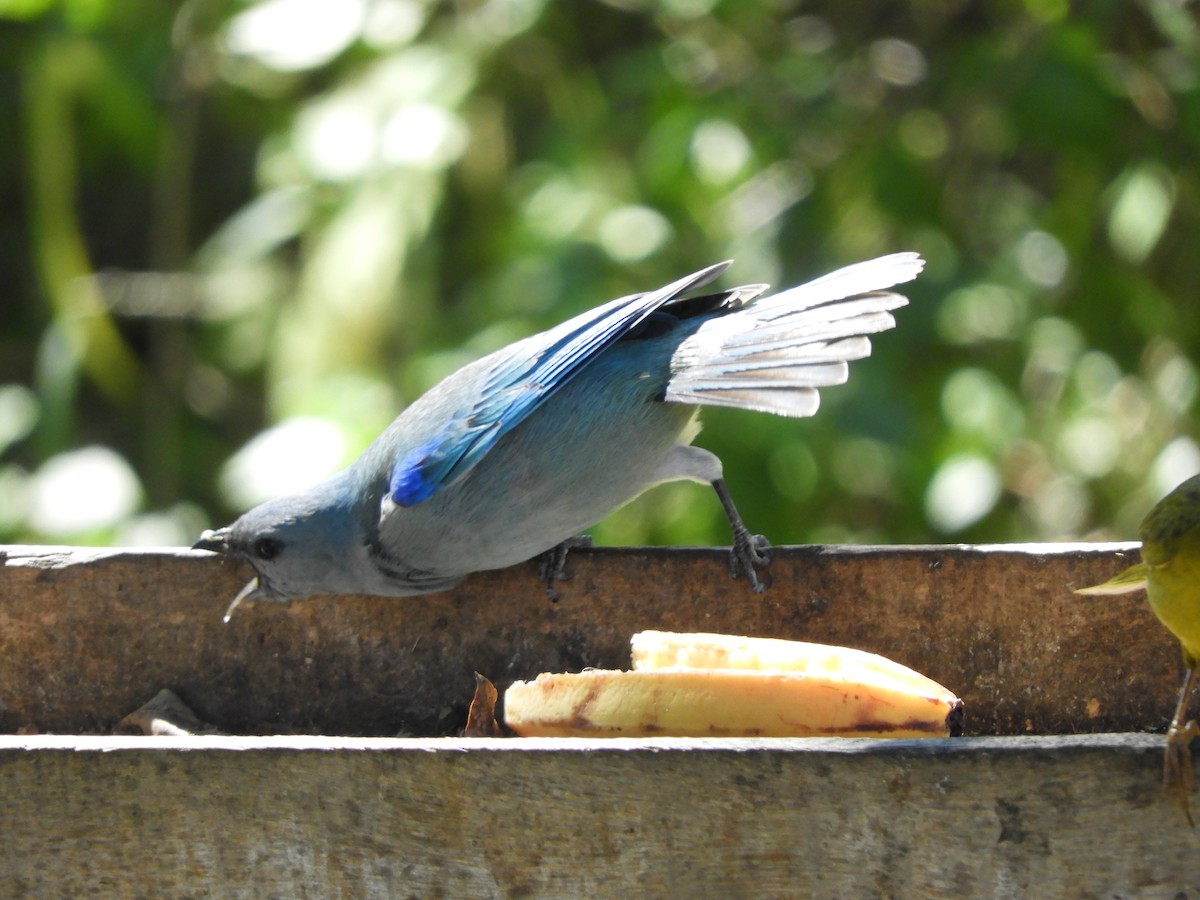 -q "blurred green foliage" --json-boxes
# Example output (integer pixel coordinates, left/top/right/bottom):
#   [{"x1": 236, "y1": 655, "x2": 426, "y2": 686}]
[{"x1": 2, "y1": 0, "x2": 1200, "y2": 551}]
